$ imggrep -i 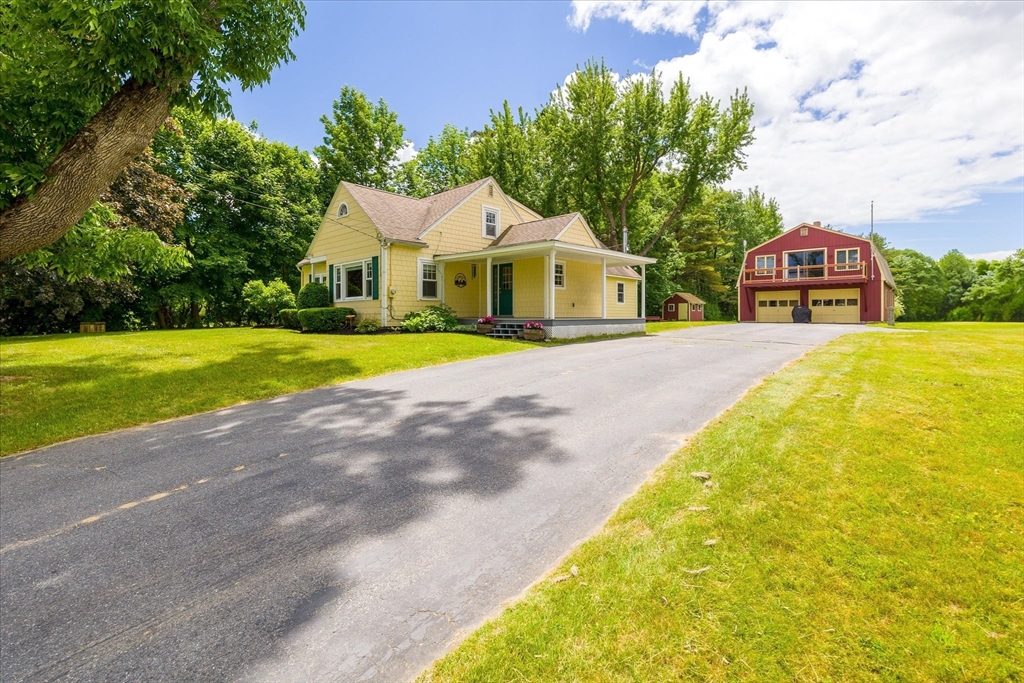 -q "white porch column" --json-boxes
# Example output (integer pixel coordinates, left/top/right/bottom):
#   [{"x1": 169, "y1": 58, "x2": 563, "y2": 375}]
[
  {"x1": 549, "y1": 248, "x2": 557, "y2": 320},
  {"x1": 601, "y1": 257, "x2": 607, "y2": 318},
  {"x1": 486, "y1": 256, "x2": 493, "y2": 316},
  {"x1": 543, "y1": 254, "x2": 550, "y2": 319},
  {"x1": 640, "y1": 264, "x2": 646, "y2": 320},
  {"x1": 439, "y1": 261, "x2": 446, "y2": 305}
]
